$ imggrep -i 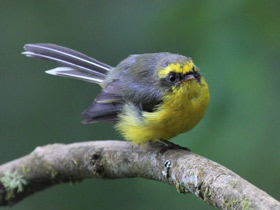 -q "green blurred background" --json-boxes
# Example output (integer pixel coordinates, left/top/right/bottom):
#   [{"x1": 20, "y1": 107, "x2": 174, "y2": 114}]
[{"x1": 1, "y1": 1, "x2": 280, "y2": 209}]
